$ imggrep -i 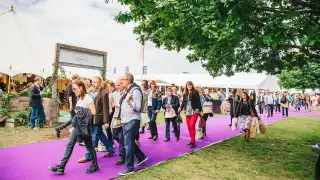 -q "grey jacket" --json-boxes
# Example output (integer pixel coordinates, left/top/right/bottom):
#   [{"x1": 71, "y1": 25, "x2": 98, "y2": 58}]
[{"x1": 72, "y1": 106, "x2": 93, "y2": 142}]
